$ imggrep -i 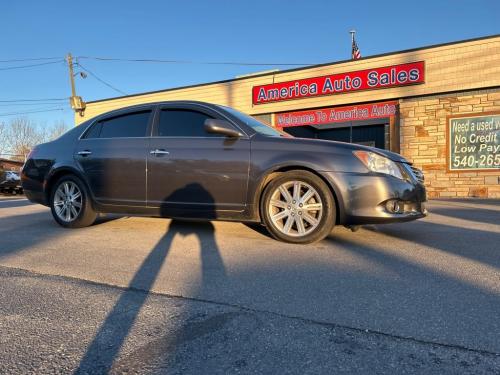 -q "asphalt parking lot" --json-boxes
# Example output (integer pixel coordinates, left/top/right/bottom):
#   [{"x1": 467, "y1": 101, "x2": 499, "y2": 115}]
[{"x1": 0, "y1": 196, "x2": 499, "y2": 374}]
